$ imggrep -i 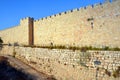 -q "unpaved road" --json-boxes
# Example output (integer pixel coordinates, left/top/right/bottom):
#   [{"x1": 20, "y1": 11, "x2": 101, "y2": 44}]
[{"x1": 0, "y1": 55, "x2": 56, "y2": 80}]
